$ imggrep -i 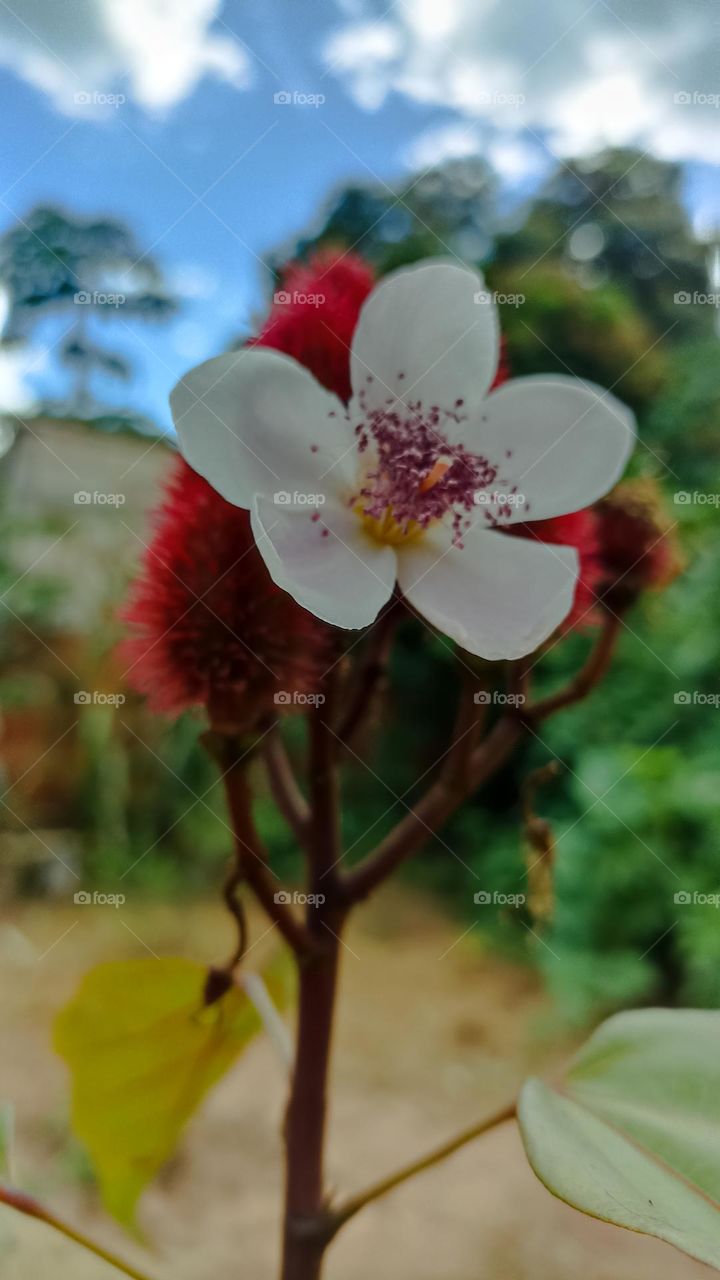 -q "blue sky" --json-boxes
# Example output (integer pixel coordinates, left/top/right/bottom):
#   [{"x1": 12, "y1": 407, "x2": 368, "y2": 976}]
[{"x1": 1, "y1": 0, "x2": 718, "y2": 432}]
